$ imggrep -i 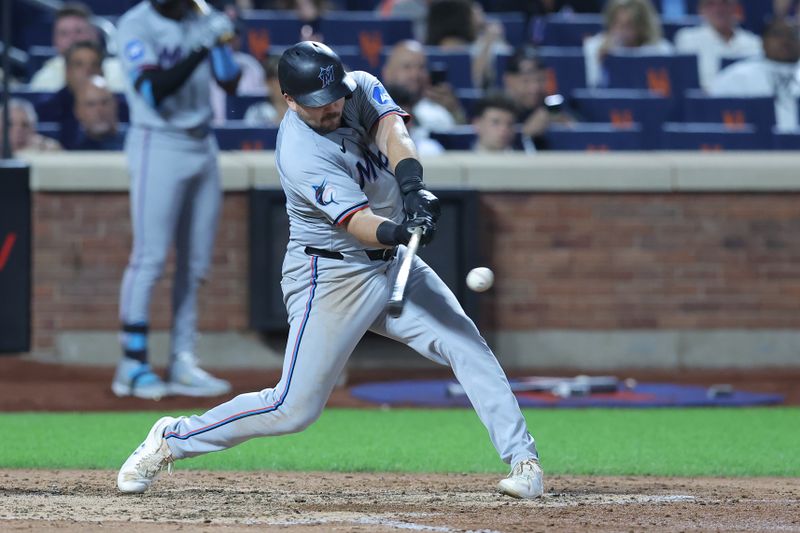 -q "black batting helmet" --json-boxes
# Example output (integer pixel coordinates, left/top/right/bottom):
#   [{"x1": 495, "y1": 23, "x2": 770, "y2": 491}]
[{"x1": 278, "y1": 41, "x2": 356, "y2": 108}]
